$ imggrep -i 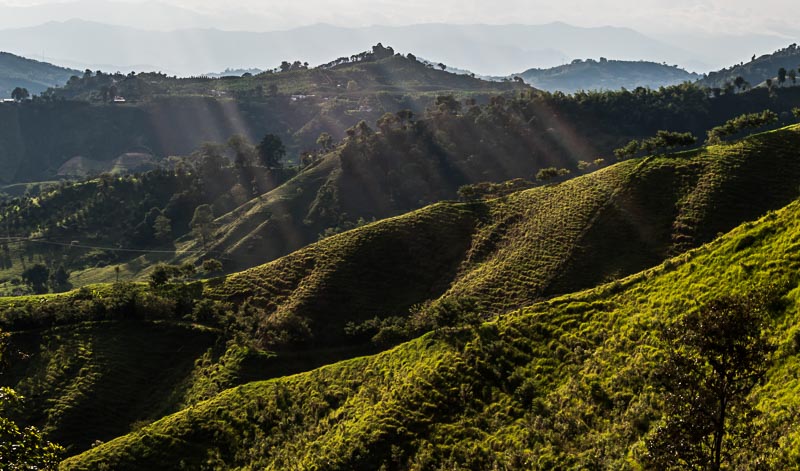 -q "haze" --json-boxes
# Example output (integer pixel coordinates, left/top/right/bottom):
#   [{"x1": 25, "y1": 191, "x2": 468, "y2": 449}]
[{"x1": 0, "y1": 0, "x2": 796, "y2": 75}]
